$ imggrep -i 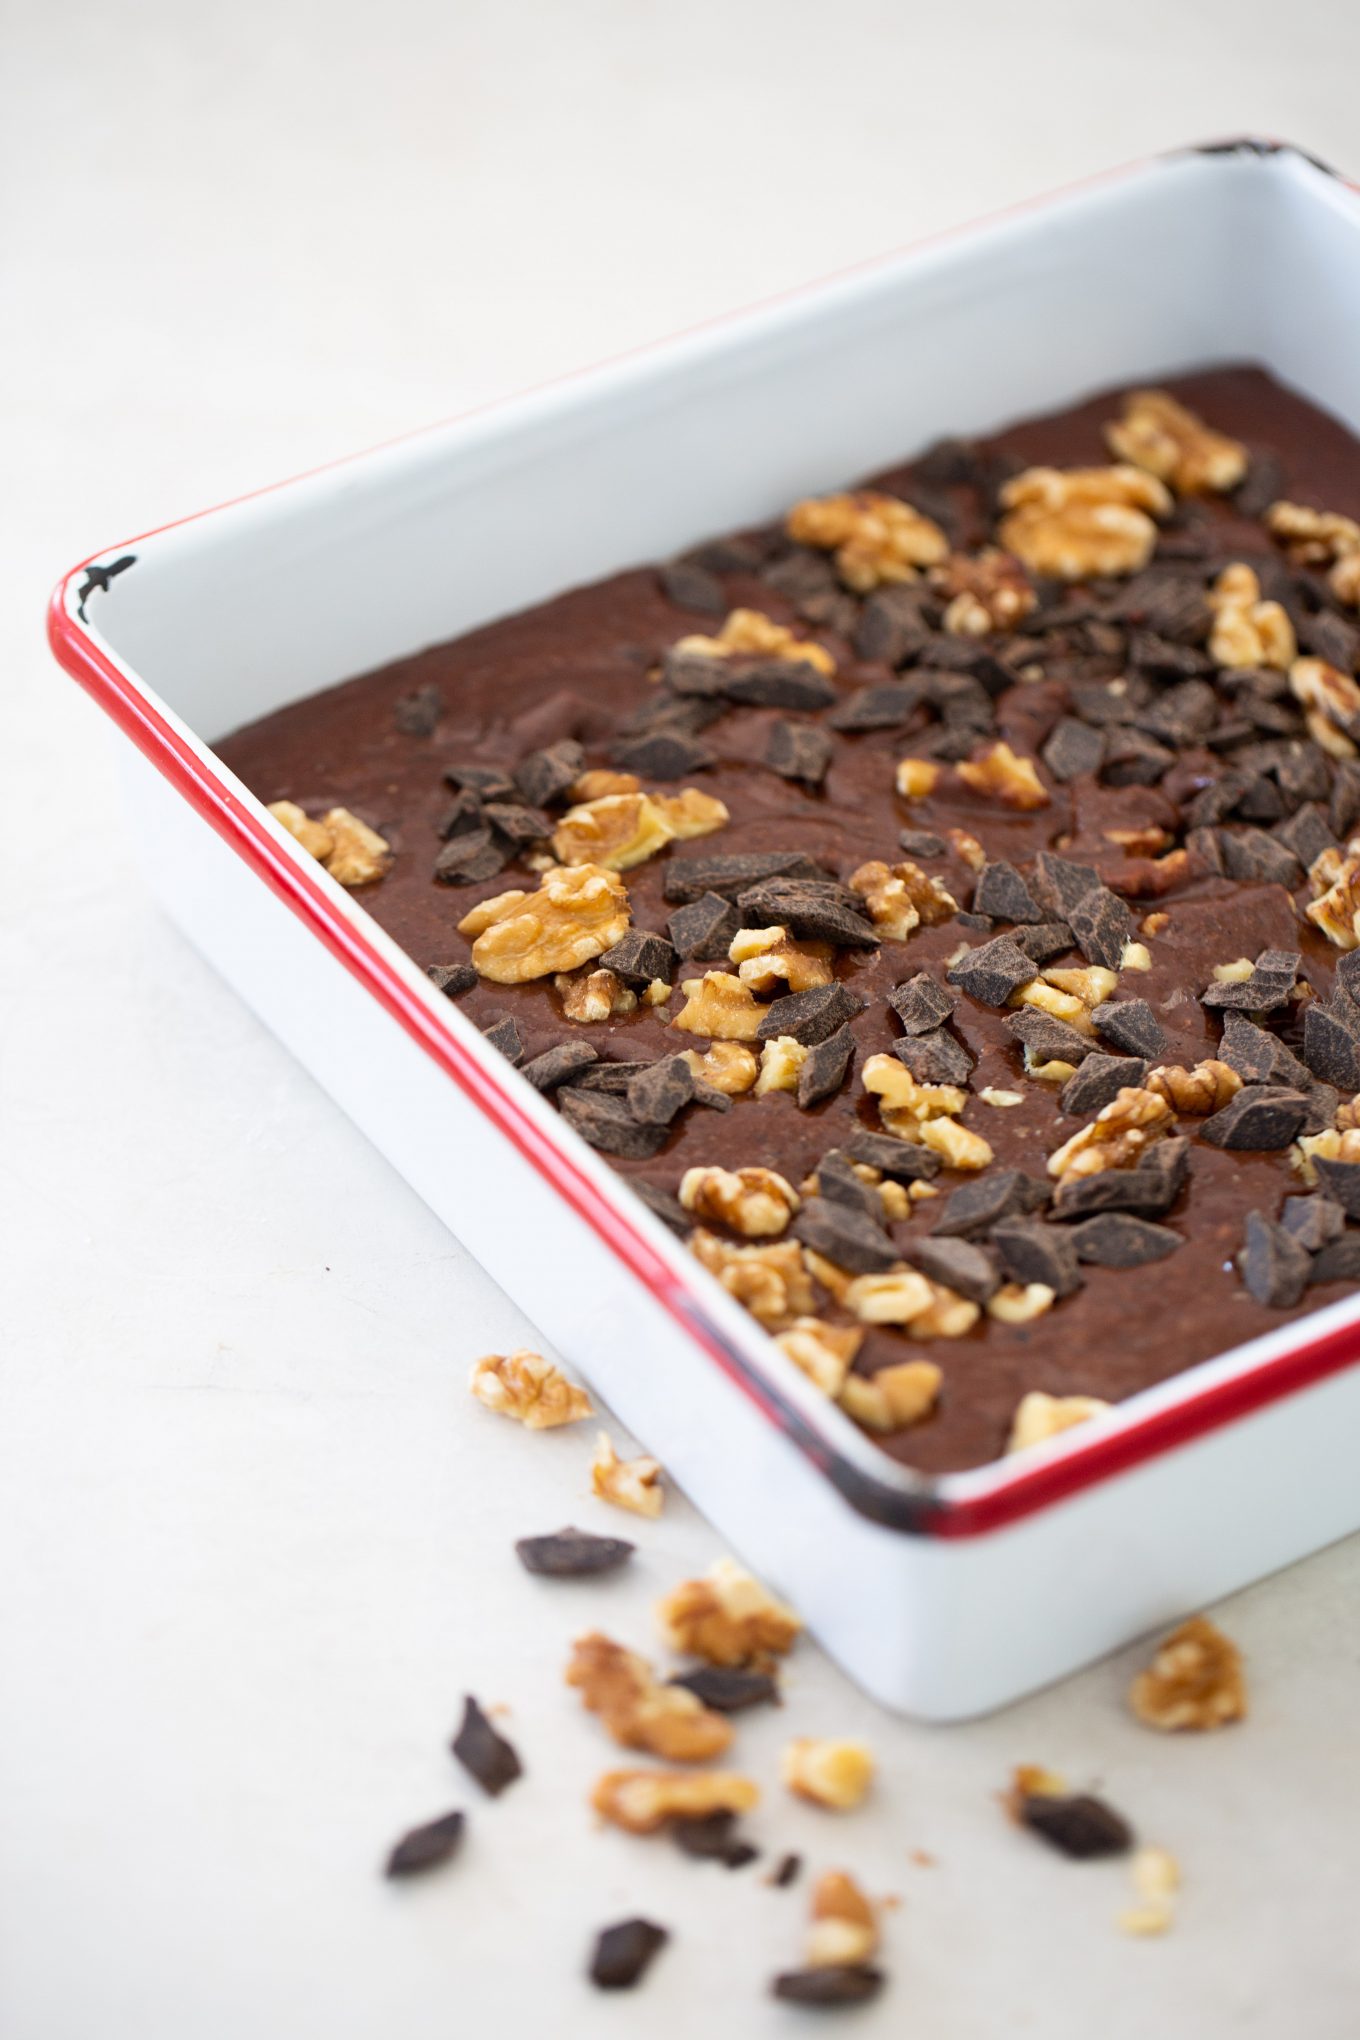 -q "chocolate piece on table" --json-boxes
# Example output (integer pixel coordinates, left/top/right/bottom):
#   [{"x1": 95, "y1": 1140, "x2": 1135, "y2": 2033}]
[
  {"x1": 991, "y1": 1217, "x2": 1083, "y2": 1297},
  {"x1": 589, "y1": 1919, "x2": 669, "y2": 1991},
  {"x1": 481, "y1": 1016, "x2": 524, "y2": 1066},
  {"x1": 765, "y1": 718, "x2": 834, "y2": 785},
  {"x1": 627, "y1": 1055, "x2": 698, "y2": 1127},
  {"x1": 890, "y1": 1027, "x2": 974, "y2": 1085},
  {"x1": 512, "y1": 739, "x2": 585, "y2": 808},
  {"x1": 1308, "y1": 1236, "x2": 1360, "y2": 1285},
  {"x1": 972, "y1": 860, "x2": 1045, "y2": 924},
  {"x1": 1058, "y1": 1053, "x2": 1150, "y2": 1118},
  {"x1": 1067, "y1": 1214, "x2": 1183, "y2": 1267},
  {"x1": 931, "y1": 1169, "x2": 1050, "y2": 1238},
  {"x1": 901, "y1": 1235, "x2": 1000, "y2": 1303},
  {"x1": 889, "y1": 972, "x2": 958, "y2": 1035},
  {"x1": 792, "y1": 1198, "x2": 899, "y2": 1276},
  {"x1": 663, "y1": 851, "x2": 826, "y2": 904},
  {"x1": 384, "y1": 1809, "x2": 465, "y2": 1878},
  {"x1": 670, "y1": 1812, "x2": 759, "y2": 1867},
  {"x1": 610, "y1": 730, "x2": 714, "y2": 780},
  {"x1": 599, "y1": 927, "x2": 678, "y2": 986},
  {"x1": 1311, "y1": 1158, "x2": 1360, "y2": 1219},
  {"x1": 393, "y1": 682, "x2": 443, "y2": 735},
  {"x1": 1239, "y1": 1209, "x2": 1312, "y2": 1308},
  {"x1": 947, "y1": 935, "x2": 1038, "y2": 1008},
  {"x1": 770, "y1": 1851, "x2": 803, "y2": 1889},
  {"x1": 797, "y1": 1024, "x2": 855, "y2": 1108},
  {"x1": 1091, "y1": 998, "x2": 1167, "y2": 1060},
  {"x1": 842, "y1": 1128, "x2": 941, "y2": 1181},
  {"x1": 772, "y1": 1967, "x2": 885, "y2": 2008},
  {"x1": 427, "y1": 962, "x2": 478, "y2": 999},
  {"x1": 1200, "y1": 1087, "x2": 1310, "y2": 1151},
  {"x1": 667, "y1": 892, "x2": 740, "y2": 960},
  {"x1": 558, "y1": 1087, "x2": 670, "y2": 1158},
  {"x1": 668, "y1": 1666, "x2": 780, "y2": 1712},
  {"x1": 451, "y1": 1696, "x2": 522, "y2": 1796},
  {"x1": 759, "y1": 981, "x2": 865, "y2": 1045},
  {"x1": 1019, "y1": 1792, "x2": 1133, "y2": 1859},
  {"x1": 515, "y1": 1526, "x2": 635, "y2": 1576},
  {"x1": 1280, "y1": 1194, "x2": 1346, "y2": 1251}
]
